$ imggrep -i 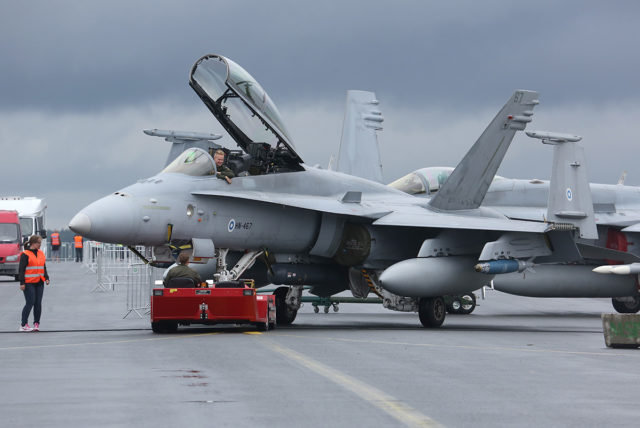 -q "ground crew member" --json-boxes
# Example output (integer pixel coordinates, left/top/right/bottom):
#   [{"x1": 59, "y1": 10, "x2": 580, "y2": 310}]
[
  {"x1": 50, "y1": 230, "x2": 61, "y2": 262},
  {"x1": 74, "y1": 234, "x2": 83, "y2": 262},
  {"x1": 213, "y1": 149, "x2": 235, "y2": 184},
  {"x1": 19, "y1": 235, "x2": 50, "y2": 332},
  {"x1": 163, "y1": 252, "x2": 204, "y2": 287}
]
